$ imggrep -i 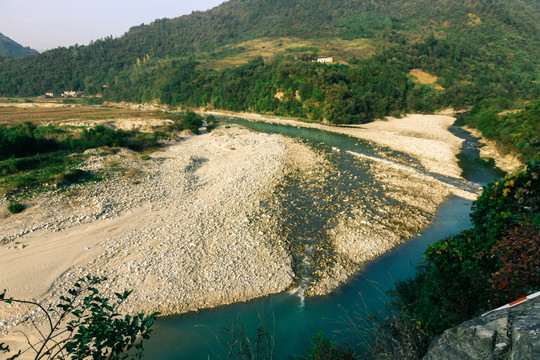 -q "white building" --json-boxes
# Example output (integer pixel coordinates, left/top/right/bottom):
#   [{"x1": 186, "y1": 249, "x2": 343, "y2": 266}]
[
  {"x1": 317, "y1": 57, "x2": 333, "y2": 63},
  {"x1": 62, "y1": 90, "x2": 85, "y2": 98}
]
